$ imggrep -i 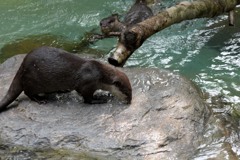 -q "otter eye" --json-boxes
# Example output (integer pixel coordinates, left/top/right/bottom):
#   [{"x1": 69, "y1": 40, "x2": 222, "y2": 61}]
[{"x1": 113, "y1": 81, "x2": 121, "y2": 87}]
